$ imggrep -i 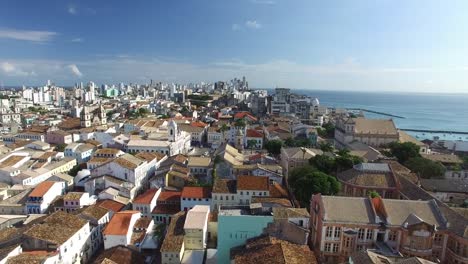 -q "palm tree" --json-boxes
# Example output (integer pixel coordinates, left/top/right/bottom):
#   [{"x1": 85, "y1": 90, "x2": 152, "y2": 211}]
[{"x1": 220, "y1": 123, "x2": 229, "y2": 142}]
